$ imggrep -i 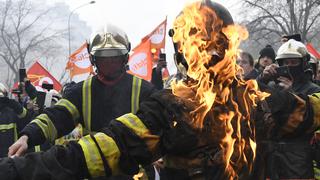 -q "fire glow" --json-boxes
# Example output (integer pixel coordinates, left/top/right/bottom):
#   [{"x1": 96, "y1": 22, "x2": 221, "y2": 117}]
[{"x1": 171, "y1": 1, "x2": 269, "y2": 178}]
